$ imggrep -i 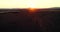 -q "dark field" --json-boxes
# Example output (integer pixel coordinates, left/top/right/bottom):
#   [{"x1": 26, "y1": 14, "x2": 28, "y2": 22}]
[{"x1": 0, "y1": 9, "x2": 60, "y2": 32}]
